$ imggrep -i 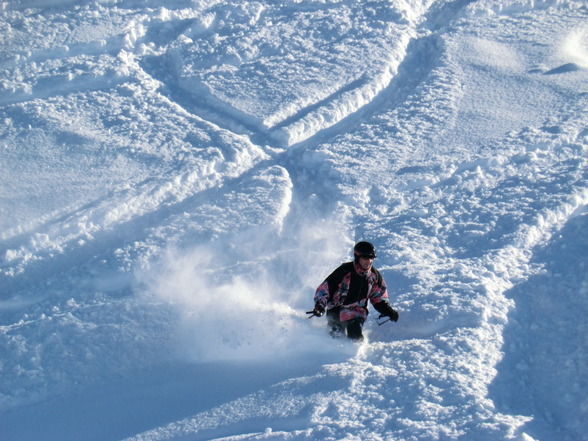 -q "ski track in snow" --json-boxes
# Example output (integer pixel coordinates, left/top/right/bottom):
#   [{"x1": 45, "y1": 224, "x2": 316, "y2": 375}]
[{"x1": 1, "y1": 1, "x2": 588, "y2": 441}]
